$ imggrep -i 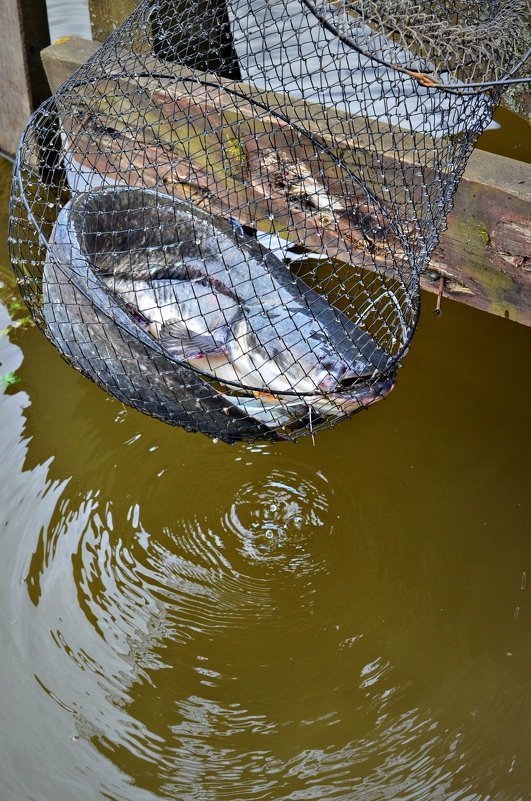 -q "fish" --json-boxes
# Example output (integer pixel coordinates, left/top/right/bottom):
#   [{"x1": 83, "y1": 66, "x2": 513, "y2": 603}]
[
  {"x1": 44, "y1": 186, "x2": 396, "y2": 434},
  {"x1": 306, "y1": 374, "x2": 396, "y2": 417},
  {"x1": 42, "y1": 219, "x2": 286, "y2": 441},
  {"x1": 82, "y1": 187, "x2": 394, "y2": 404},
  {"x1": 220, "y1": 393, "x2": 306, "y2": 428},
  {"x1": 217, "y1": 370, "x2": 396, "y2": 432}
]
